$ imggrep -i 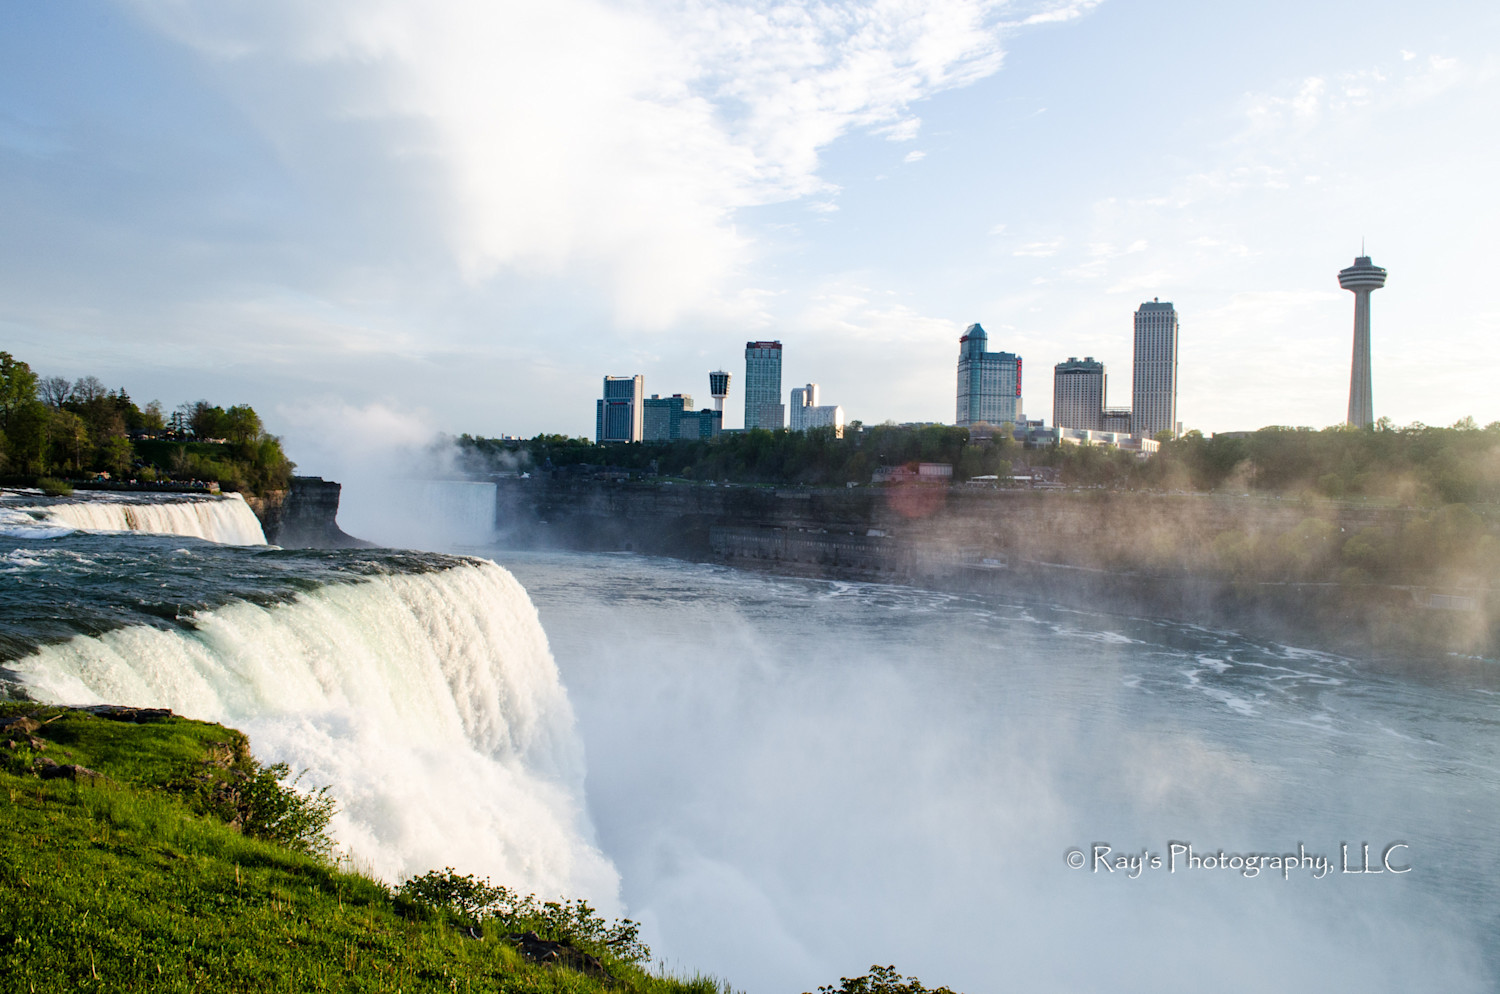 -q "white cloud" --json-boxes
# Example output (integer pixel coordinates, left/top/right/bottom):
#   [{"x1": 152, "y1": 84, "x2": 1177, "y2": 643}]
[
  {"x1": 875, "y1": 117, "x2": 923, "y2": 142},
  {"x1": 126, "y1": 0, "x2": 1026, "y2": 329},
  {"x1": 1013, "y1": 239, "x2": 1063, "y2": 257},
  {"x1": 903, "y1": 149, "x2": 927, "y2": 163}
]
